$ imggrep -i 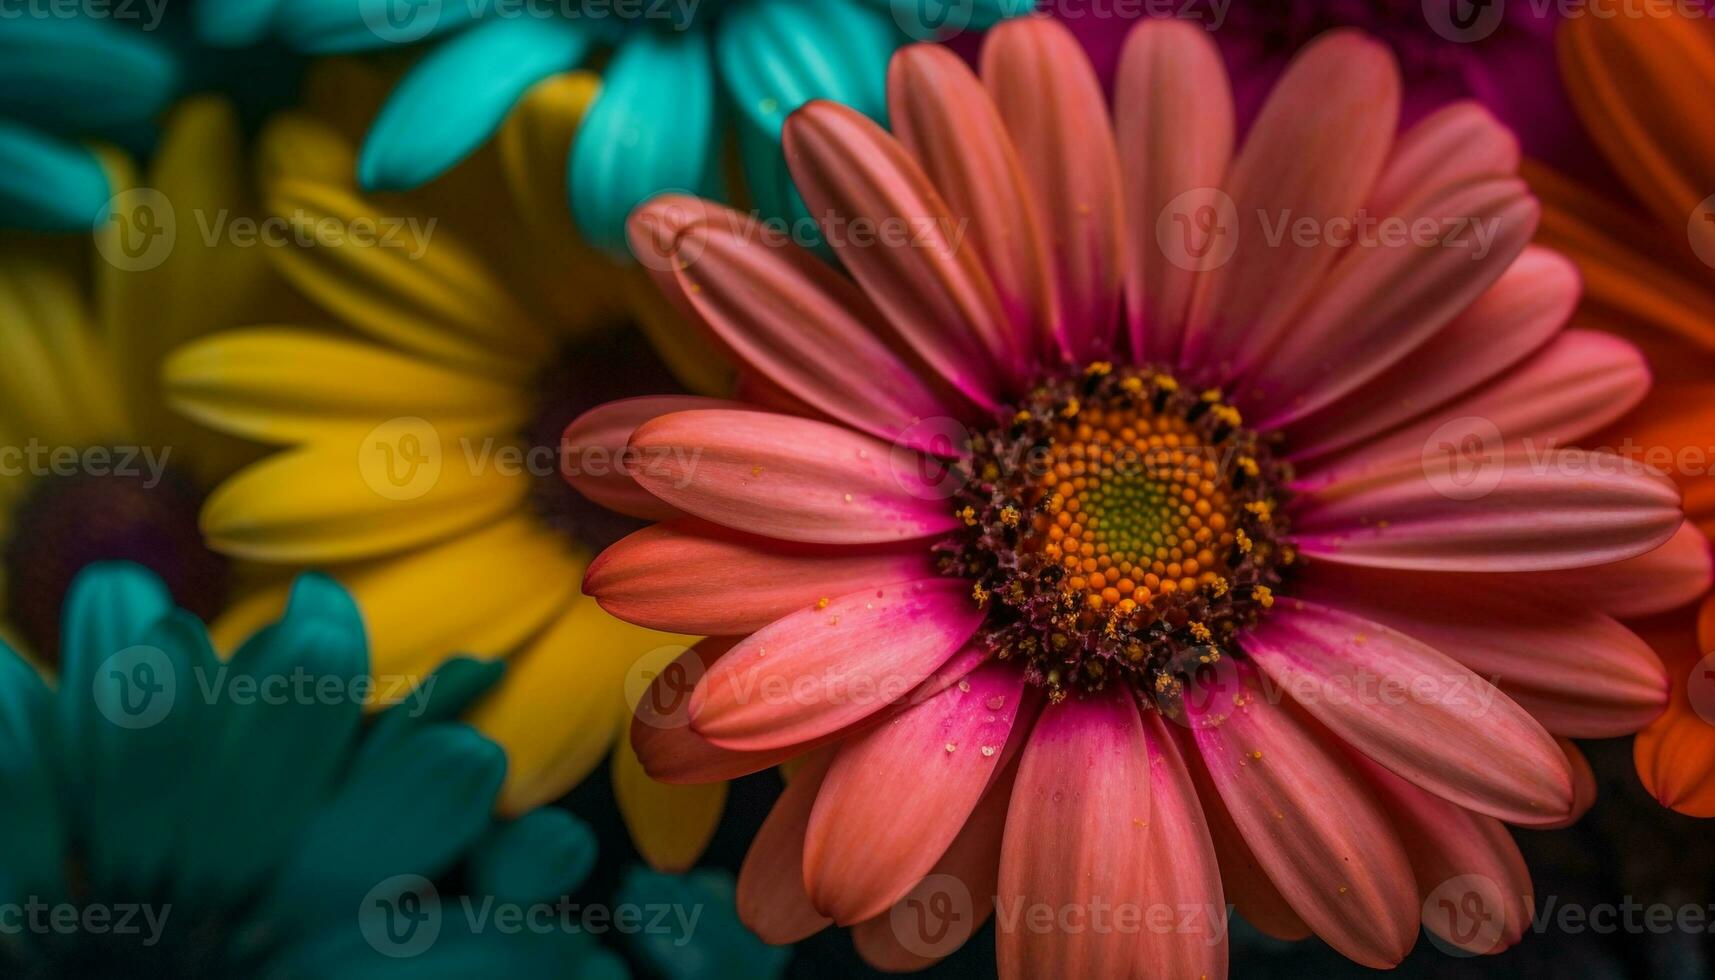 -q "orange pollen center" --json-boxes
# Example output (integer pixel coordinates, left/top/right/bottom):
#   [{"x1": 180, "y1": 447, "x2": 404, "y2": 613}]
[{"x1": 1027, "y1": 404, "x2": 1240, "y2": 620}]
